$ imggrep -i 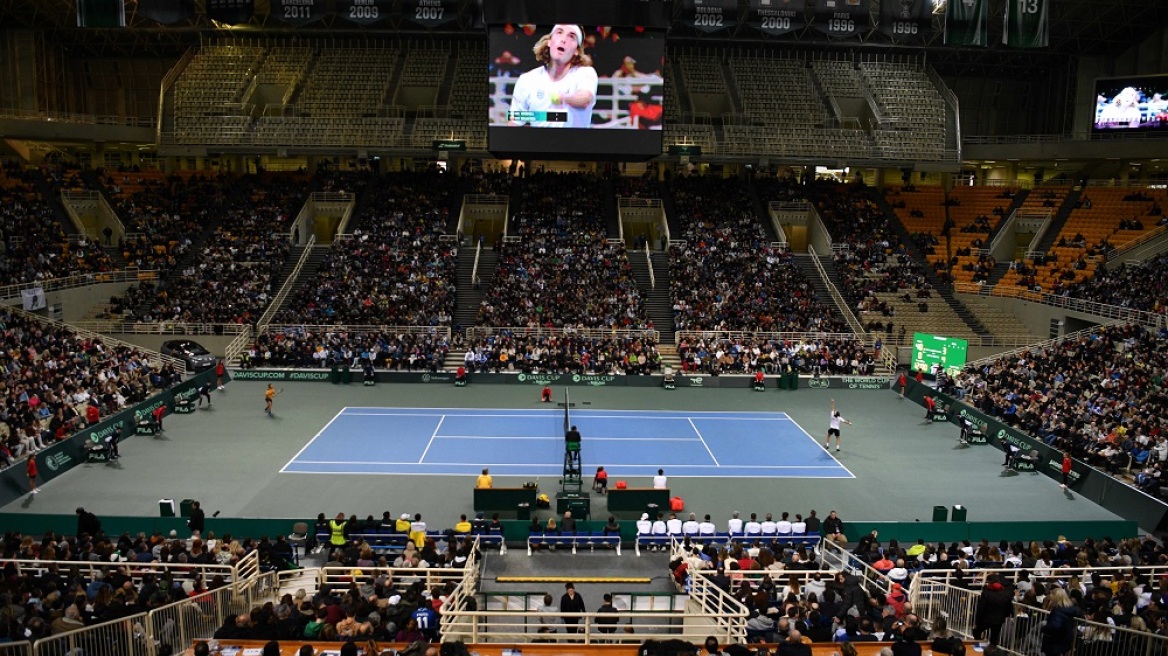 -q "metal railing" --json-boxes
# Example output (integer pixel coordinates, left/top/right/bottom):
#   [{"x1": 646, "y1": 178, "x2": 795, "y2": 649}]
[
  {"x1": 675, "y1": 330, "x2": 865, "y2": 345},
  {"x1": 258, "y1": 234, "x2": 315, "y2": 329},
  {"x1": 145, "y1": 570, "x2": 278, "y2": 656},
  {"x1": 262, "y1": 324, "x2": 452, "y2": 339},
  {"x1": 910, "y1": 578, "x2": 1168, "y2": 656},
  {"x1": 224, "y1": 326, "x2": 254, "y2": 367},
  {"x1": 961, "y1": 321, "x2": 1121, "y2": 370},
  {"x1": 1107, "y1": 224, "x2": 1167, "y2": 260},
  {"x1": 645, "y1": 242, "x2": 655, "y2": 289},
  {"x1": 618, "y1": 198, "x2": 663, "y2": 209},
  {"x1": 0, "y1": 107, "x2": 154, "y2": 128},
  {"x1": 0, "y1": 269, "x2": 158, "y2": 303},
  {"x1": 819, "y1": 539, "x2": 891, "y2": 597},
  {"x1": 808, "y1": 244, "x2": 864, "y2": 334},
  {"x1": 442, "y1": 571, "x2": 744, "y2": 645},
  {"x1": 70, "y1": 320, "x2": 249, "y2": 336},
  {"x1": 30, "y1": 553, "x2": 272, "y2": 656},
  {"x1": 465, "y1": 326, "x2": 659, "y2": 342},
  {"x1": 953, "y1": 282, "x2": 1165, "y2": 329},
  {"x1": 0, "y1": 642, "x2": 31, "y2": 656},
  {"x1": 914, "y1": 563, "x2": 1168, "y2": 588},
  {"x1": 471, "y1": 238, "x2": 482, "y2": 287},
  {"x1": 464, "y1": 194, "x2": 509, "y2": 205}
]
